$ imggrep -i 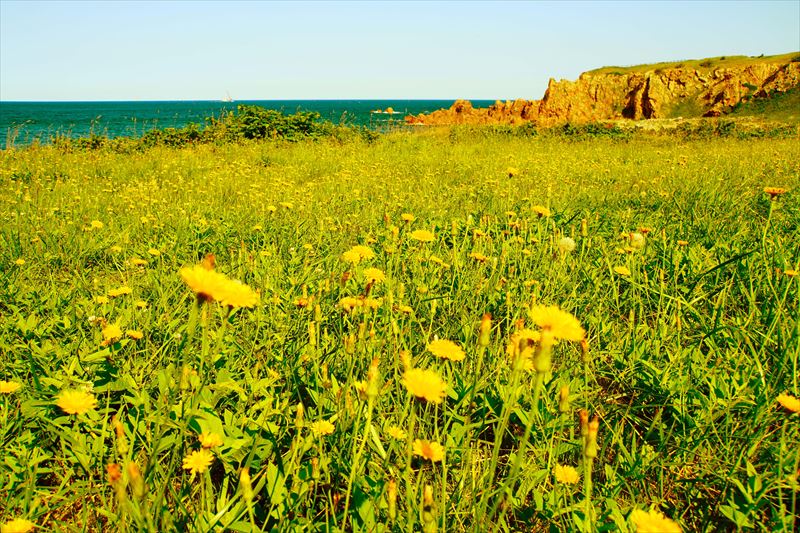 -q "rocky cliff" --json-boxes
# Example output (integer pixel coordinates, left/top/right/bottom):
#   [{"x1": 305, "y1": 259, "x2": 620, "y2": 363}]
[{"x1": 406, "y1": 57, "x2": 800, "y2": 126}]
